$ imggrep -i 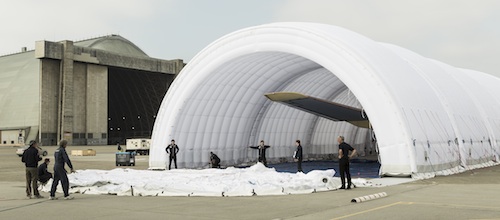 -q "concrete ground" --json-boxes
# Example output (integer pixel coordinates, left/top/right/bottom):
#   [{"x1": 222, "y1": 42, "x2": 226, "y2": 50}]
[{"x1": 1, "y1": 145, "x2": 500, "y2": 220}]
